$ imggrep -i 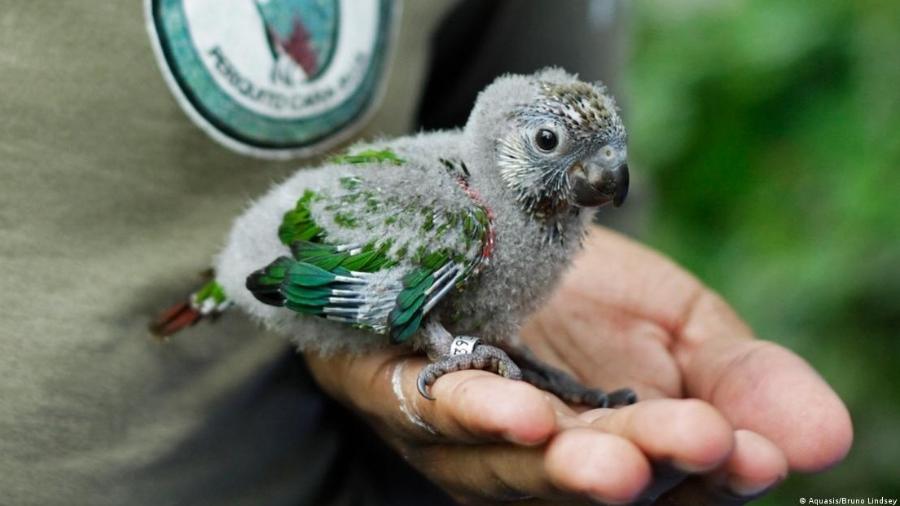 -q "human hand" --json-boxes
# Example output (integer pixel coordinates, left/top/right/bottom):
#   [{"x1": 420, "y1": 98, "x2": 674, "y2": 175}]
[{"x1": 305, "y1": 227, "x2": 852, "y2": 504}]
